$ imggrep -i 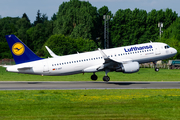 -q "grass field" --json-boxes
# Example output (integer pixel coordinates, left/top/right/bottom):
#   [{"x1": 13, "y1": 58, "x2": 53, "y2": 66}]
[
  {"x1": 0, "y1": 89, "x2": 180, "y2": 120},
  {"x1": 0, "y1": 66, "x2": 180, "y2": 81},
  {"x1": 0, "y1": 67, "x2": 180, "y2": 119}
]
